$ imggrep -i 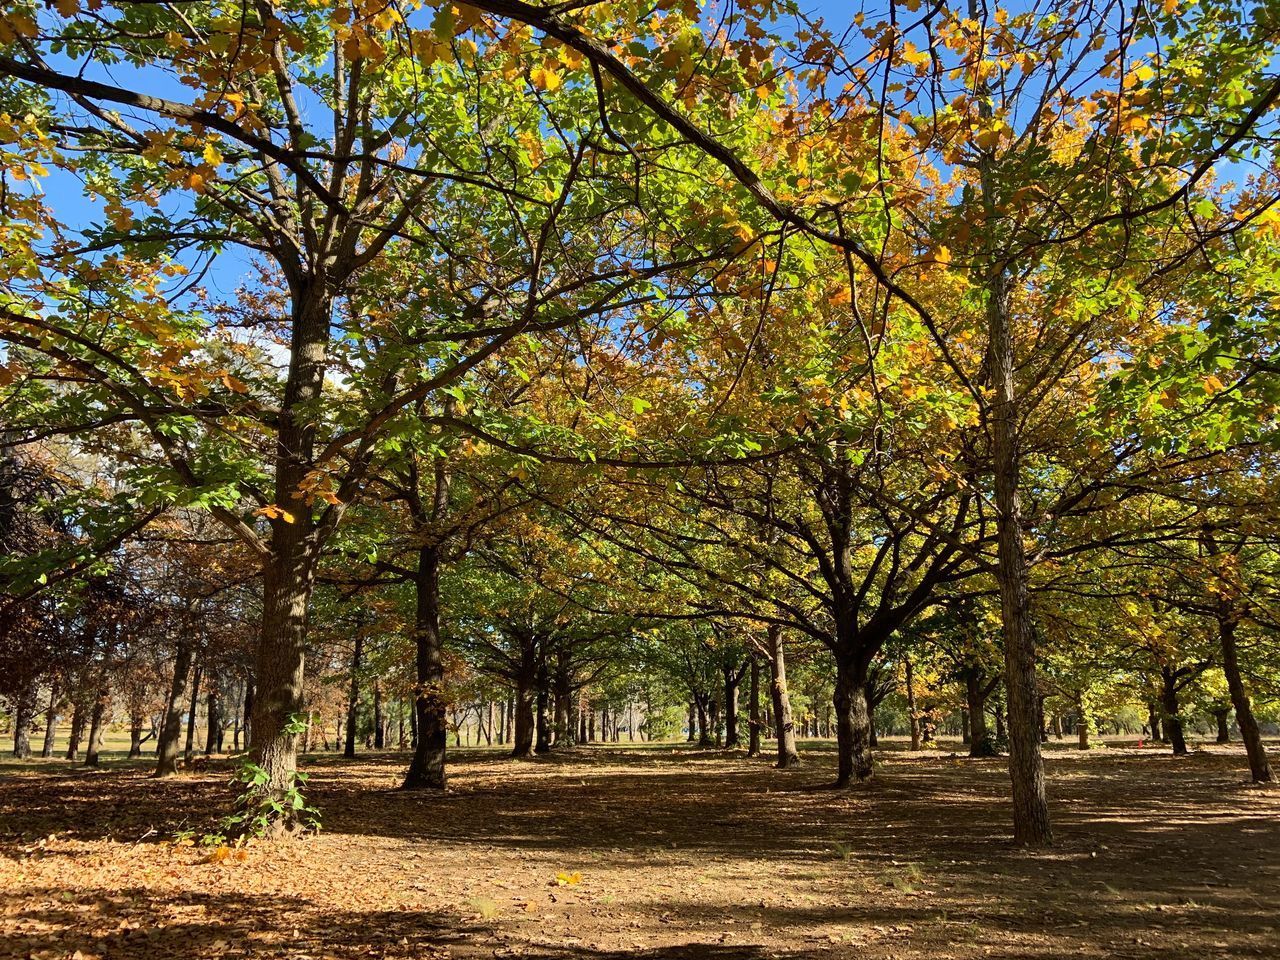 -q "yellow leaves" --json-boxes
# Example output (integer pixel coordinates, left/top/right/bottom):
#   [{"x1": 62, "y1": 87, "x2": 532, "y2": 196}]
[
  {"x1": 827, "y1": 286, "x2": 851, "y2": 307},
  {"x1": 184, "y1": 170, "x2": 206, "y2": 193},
  {"x1": 974, "y1": 128, "x2": 1002, "y2": 151},
  {"x1": 0, "y1": 12, "x2": 37, "y2": 42},
  {"x1": 203, "y1": 845, "x2": 249, "y2": 865},
  {"x1": 255, "y1": 504, "x2": 296, "y2": 524},
  {"x1": 899, "y1": 42, "x2": 930, "y2": 71},
  {"x1": 1203, "y1": 375, "x2": 1225, "y2": 395},
  {"x1": 55, "y1": 0, "x2": 79, "y2": 16},
  {"x1": 531, "y1": 65, "x2": 562, "y2": 92},
  {"x1": 202, "y1": 143, "x2": 223, "y2": 167},
  {"x1": 553, "y1": 871, "x2": 583, "y2": 886}
]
